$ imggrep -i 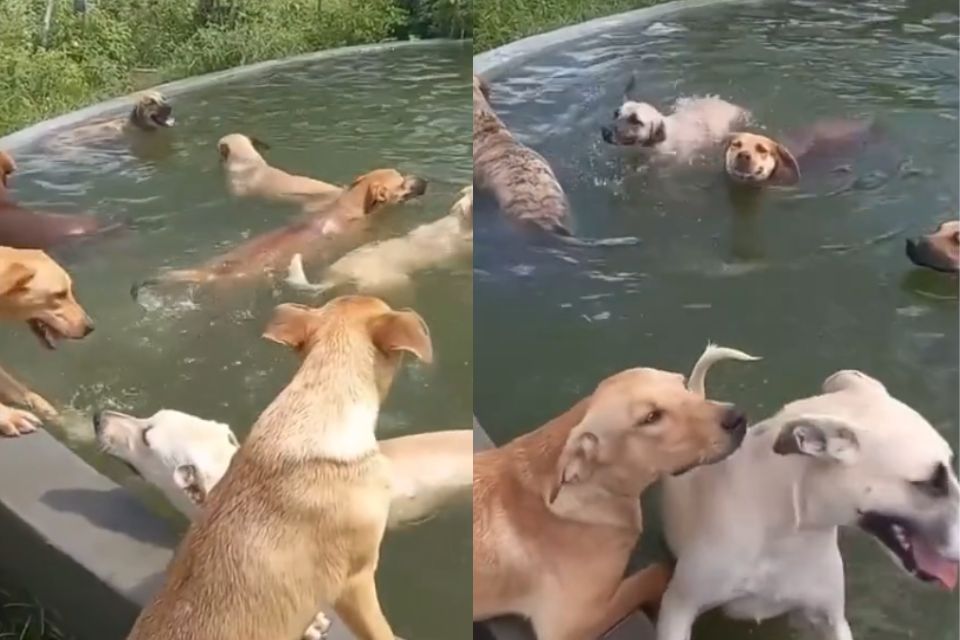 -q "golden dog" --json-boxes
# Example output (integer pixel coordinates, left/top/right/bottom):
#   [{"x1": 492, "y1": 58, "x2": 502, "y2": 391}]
[
  {"x1": 473, "y1": 366, "x2": 748, "y2": 640},
  {"x1": 126, "y1": 296, "x2": 433, "y2": 640}
]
